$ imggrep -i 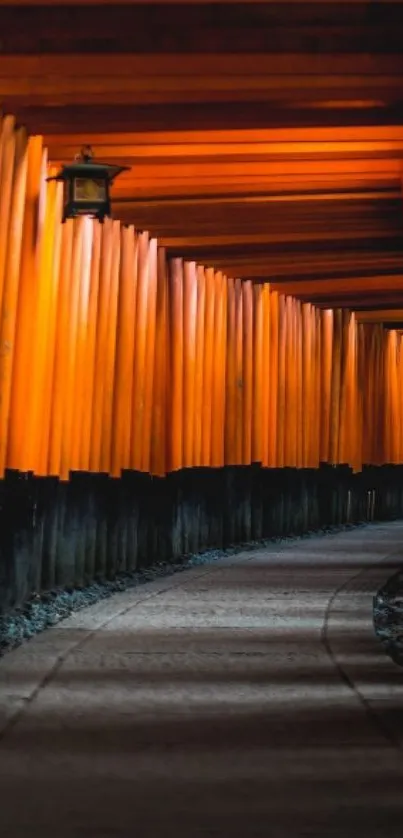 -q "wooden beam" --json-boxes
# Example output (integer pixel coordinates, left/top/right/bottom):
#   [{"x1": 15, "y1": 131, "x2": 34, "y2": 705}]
[
  {"x1": 2, "y1": 75, "x2": 402, "y2": 107},
  {"x1": 0, "y1": 4, "x2": 402, "y2": 57},
  {"x1": 272, "y1": 276, "x2": 403, "y2": 298},
  {"x1": 43, "y1": 126, "x2": 403, "y2": 146},
  {"x1": 356, "y1": 309, "x2": 403, "y2": 322},
  {"x1": 13, "y1": 104, "x2": 403, "y2": 135},
  {"x1": 158, "y1": 231, "x2": 400, "y2": 249},
  {"x1": 3, "y1": 55, "x2": 403, "y2": 78}
]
